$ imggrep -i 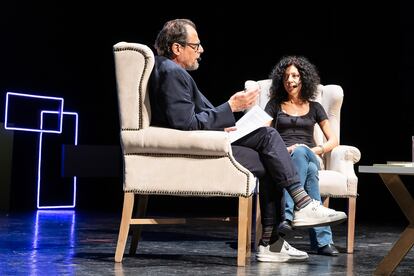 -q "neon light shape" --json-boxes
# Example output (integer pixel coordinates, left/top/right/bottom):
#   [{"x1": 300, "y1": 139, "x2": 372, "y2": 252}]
[
  {"x1": 33, "y1": 210, "x2": 76, "y2": 249},
  {"x1": 4, "y1": 92, "x2": 64, "y2": 133},
  {"x1": 32, "y1": 210, "x2": 75, "y2": 274},
  {"x1": 37, "y1": 111, "x2": 78, "y2": 209}
]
